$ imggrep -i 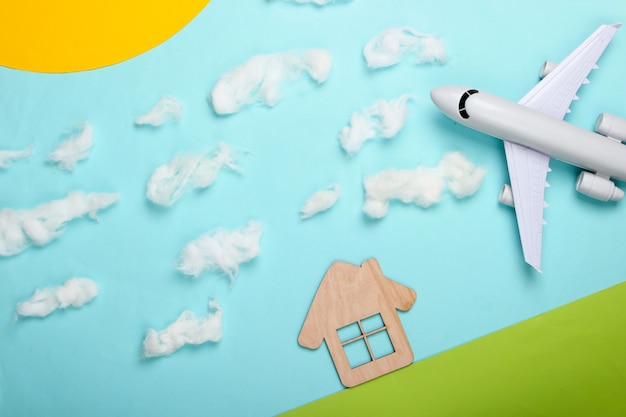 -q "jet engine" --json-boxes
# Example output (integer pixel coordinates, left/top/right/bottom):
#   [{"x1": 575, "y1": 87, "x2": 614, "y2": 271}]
[
  {"x1": 576, "y1": 171, "x2": 624, "y2": 202},
  {"x1": 595, "y1": 113, "x2": 626, "y2": 142},
  {"x1": 539, "y1": 60, "x2": 558, "y2": 79},
  {"x1": 498, "y1": 184, "x2": 515, "y2": 207}
]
